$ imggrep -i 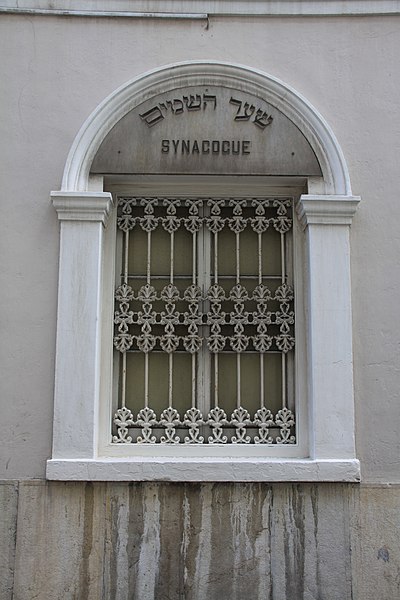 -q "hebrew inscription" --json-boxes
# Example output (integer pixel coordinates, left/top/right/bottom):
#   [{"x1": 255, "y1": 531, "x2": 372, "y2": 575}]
[
  {"x1": 229, "y1": 98, "x2": 273, "y2": 129},
  {"x1": 91, "y1": 83, "x2": 323, "y2": 176},
  {"x1": 139, "y1": 91, "x2": 273, "y2": 131},
  {"x1": 140, "y1": 92, "x2": 217, "y2": 126}
]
